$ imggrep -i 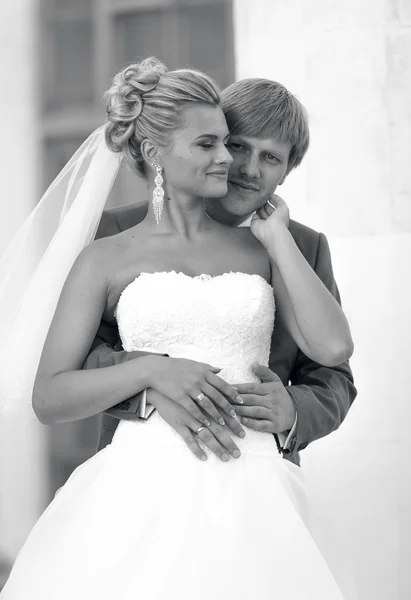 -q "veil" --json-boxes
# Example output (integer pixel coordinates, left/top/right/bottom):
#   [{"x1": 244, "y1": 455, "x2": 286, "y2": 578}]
[{"x1": 0, "y1": 125, "x2": 122, "y2": 420}]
